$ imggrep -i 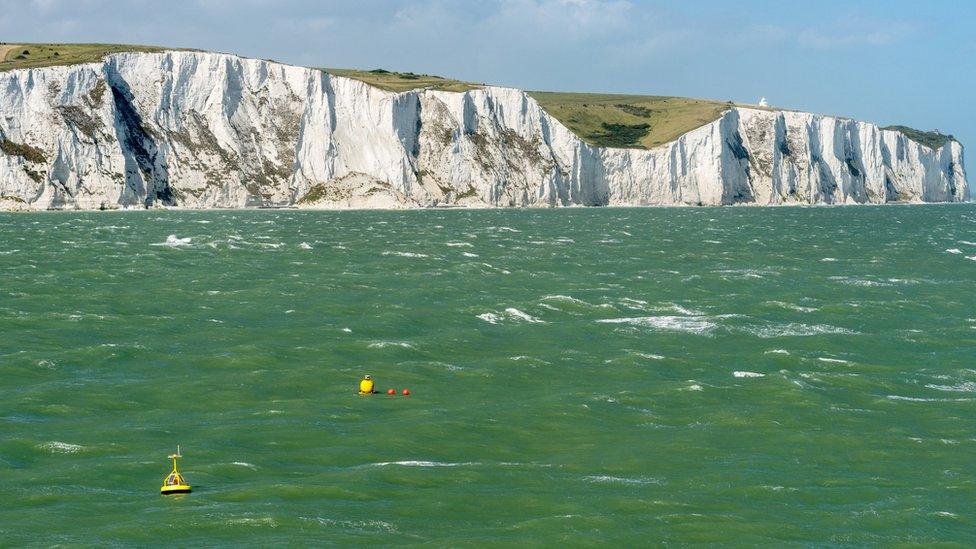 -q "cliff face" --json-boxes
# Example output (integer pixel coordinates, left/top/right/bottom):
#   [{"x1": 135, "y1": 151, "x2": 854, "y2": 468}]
[{"x1": 0, "y1": 51, "x2": 967, "y2": 210}]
